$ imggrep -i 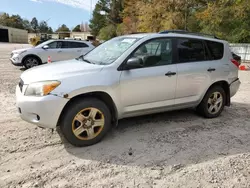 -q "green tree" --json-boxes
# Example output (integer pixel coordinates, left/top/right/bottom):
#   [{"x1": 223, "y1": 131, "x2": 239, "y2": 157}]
[
  {"x1": 22, "y1": 19, "x2": 32, "y2": 32},
  {"x1": 56, "y1": 24, "x2": 70, "y2": 32},
  {"x1": 196, "y1": 0, "x2": 250, "y2": 42},
  {"x1": 0, "y1": 13, "x2": 10, "y2": 26},
  {"x1": 30, "y1": 17, "x2": 39, "y2": 32},
  {"x1": 98, "y1": 24, "x2": 117, "y2": 40},
  {"x1": 72, "y1": 24, "x2": 81, "y2": 32},
  {"x1": 90, "y1": 0, "x2": 123, "y2": 38},
  {"x1": 89, "y1": 0, "x2": 110, "y2": 36},
  {"x1": 38, "y1": 21, "x2": 53, "y2": 33},
  {"x1": 0, "y1": 13, "x2": 54, "y2": 33},
  {"x1": 0, "y1": 13, "x2": 25, "y2": 29},
  {"x1": 48, "y1": 27, "x2": 53, "y2": 34},
  {"x1": 91, "y1": 0, "x2": 250, "y2": 42}
]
